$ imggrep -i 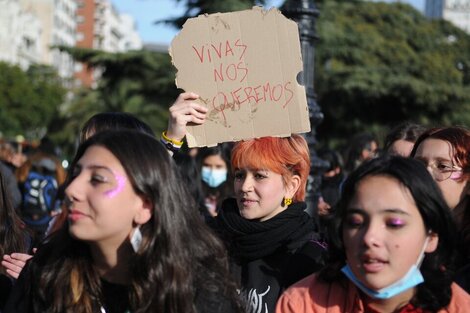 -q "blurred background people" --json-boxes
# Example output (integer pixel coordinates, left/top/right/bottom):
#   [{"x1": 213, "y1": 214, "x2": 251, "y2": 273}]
[
  {"x1": 383, "y1": 122, "x2": 425, "y2": 157},
  {"x1": 0, "y1": 142, "x2": 23, "y2": 210},
  {"x1": 172, "y1": 152, "x2": 207, "y2": 219},
  {"x1": 16, "y1": 137, "x2": 66, "y2": 242},
  {"x1": 196, "y1": 144, "x2": 234, "y2": 218},
  {"x1": 344, "y1": 132, "x2": 378, "y2": 175},
  {"x1": 316, "y1": 148, "x2": 345, "y2": 216}
]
